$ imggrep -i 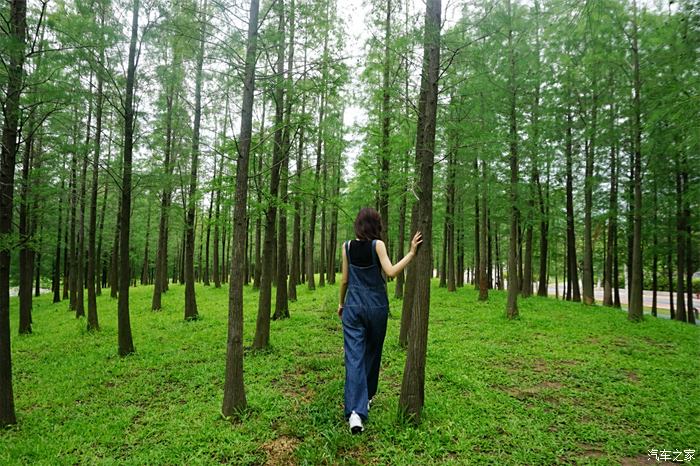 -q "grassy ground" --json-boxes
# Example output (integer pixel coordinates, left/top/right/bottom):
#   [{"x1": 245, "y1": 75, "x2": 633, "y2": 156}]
[{"x1": 1, "y1": 279, "x2": 698, "y2": 465}]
